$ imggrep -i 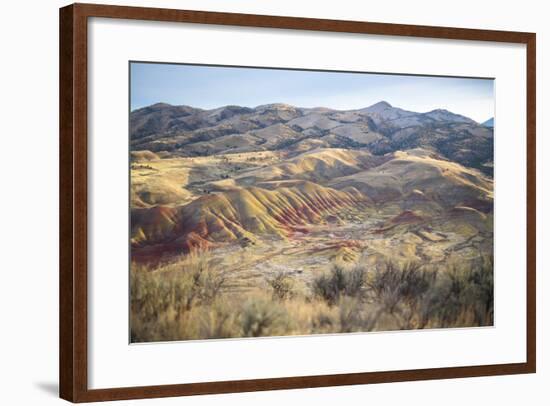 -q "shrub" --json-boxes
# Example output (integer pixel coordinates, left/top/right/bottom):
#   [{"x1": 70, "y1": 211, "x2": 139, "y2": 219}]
[
  {"x1": 310, "y1": 305, "x2": 338, "y2": 333},
  {"x1": 130, "y1": 252, "x2": 493, "y2": 341},
  {"x1": 267, "y1": 272, "x2": 296, "y2": 300},
  {"x1": 186, "y1": 298, "x2": 242, "y2": 339},
  {"x1": 421, "y1": 256, "x2": 493, "y2": 327},
  {"x1": 368, "y1": 262, "x2": 437, "y2": 314},
  {"x1": 130, "y1": 251, "x2": 226, "y2": 342},
  {"x1": 239, "y1": 295, "x2": 292, "y2": 337},
  {"x1": 312, "y1": 265, "x2": 368, "y2": 305}
]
